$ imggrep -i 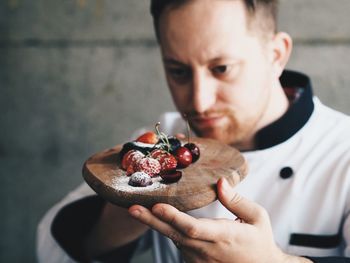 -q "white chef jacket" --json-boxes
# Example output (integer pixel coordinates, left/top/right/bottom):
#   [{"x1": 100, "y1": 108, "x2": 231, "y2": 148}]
[{"x1": 37, "y1": 72, "x2": 350, "y2": 262}]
